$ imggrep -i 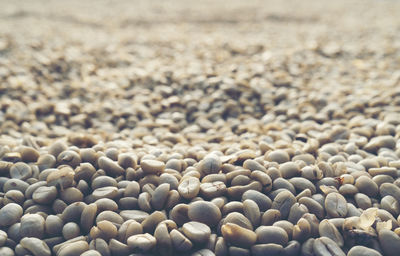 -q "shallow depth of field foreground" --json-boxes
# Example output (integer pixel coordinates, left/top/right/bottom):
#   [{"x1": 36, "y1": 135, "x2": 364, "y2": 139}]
[{"x1": 1, "y1": 0, "x2": 400, "y2": 255}]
